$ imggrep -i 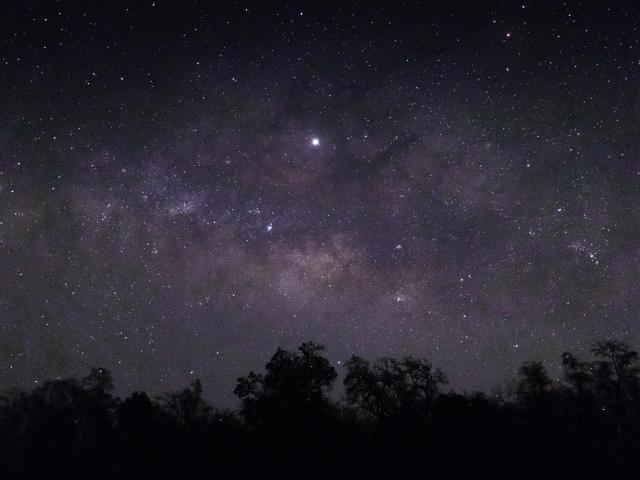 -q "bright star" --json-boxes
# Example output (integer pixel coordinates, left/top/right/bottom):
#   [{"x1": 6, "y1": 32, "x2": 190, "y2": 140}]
[{"x1": 311, "y1": 137, "x2": 320, "y2": 146}]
